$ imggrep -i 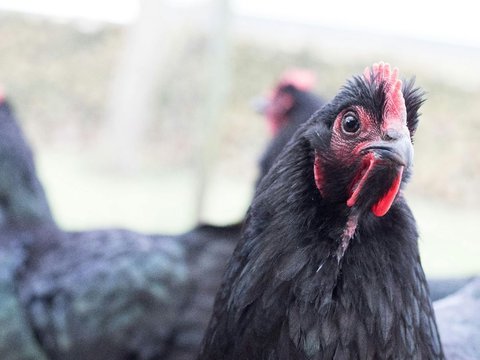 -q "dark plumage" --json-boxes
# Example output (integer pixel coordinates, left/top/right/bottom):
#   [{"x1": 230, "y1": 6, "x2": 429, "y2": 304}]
[
  {"x1": 257, "y1": 74, "x2": 469, "y2": 303},
  {"x1": 0, "y1": 225, "x2": 52, "y2": 360},
  {"x1": 257, "y1": 71, "x2": 324, "y2": 185},
  {"x1": 0, "y1": 97, "x2": 241, "y2": 359},
  {"x1": 17, "y1": 225, "x2": 243, "y2": 360},
  {"x1": 0, "y1": 98, "x2": 54, "y2": 359},
  {"x1": 0, "y1": 100, "x2": 53, "y2": 227},
  {"x1": 198, "y1": 63, "x2": 444, "y2": 359}
]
